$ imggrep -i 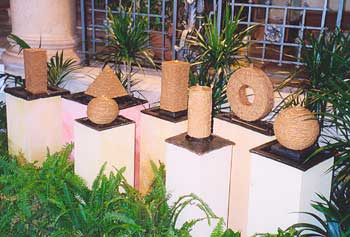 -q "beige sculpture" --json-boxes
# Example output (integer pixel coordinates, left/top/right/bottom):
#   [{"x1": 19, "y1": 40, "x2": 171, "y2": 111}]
[
  {"x1": 274, "y1": 106, "x2": 320, "y2": 150},
  {"x1": 87, "y1": 96, "x2": 119, "y2": 125},
  {"x1": 187, "y1": 85, "x2": 212, "y2": 139},
  {"x1": 85, "y1": 65, "x2": 128, "y2": 98},
  {"x1": 227, "y1": 65, "x2": 274, "y2": 121},
  {"x1": 23, "y1": 48, "x2": 48, "y2": 94},
  {"x1": 160, "y1": 60, "x2": 190, "y2": 112}
]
